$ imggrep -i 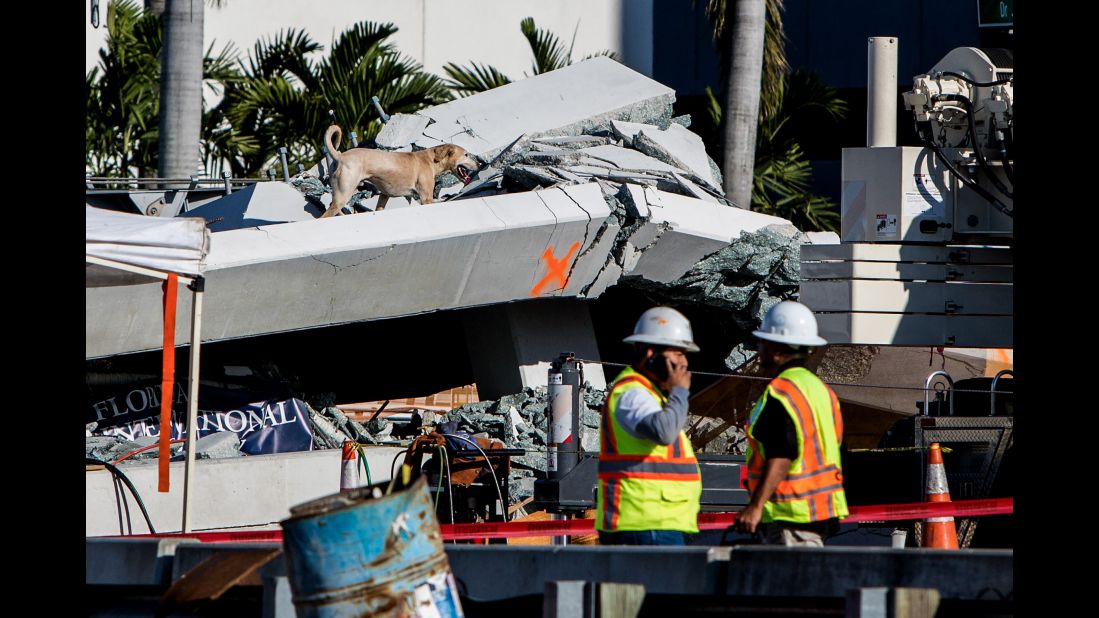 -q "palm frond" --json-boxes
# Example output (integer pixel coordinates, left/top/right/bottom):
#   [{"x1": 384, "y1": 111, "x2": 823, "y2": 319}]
[
  {"x1": 246, "y1": 29, "x2": 321, "y2": 88},
  {"x1": 520, "y1": 17, "x2": 570, "y2": 75},
  {"x1": 320, "y1": 21, "x2": 399, "y2": 85},
  {"x1": 758, "y1": 0, "x2": 789, "y2": 122},
  {"x1": 442, "y1": 61, "x2": 512, "y2": 96},
  {"x1": 752, "y1": 143, "x2": 838, "y2": 231},
  {"x1": 579, "y1": 50, "x2": 620, "y2": 62}
]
